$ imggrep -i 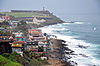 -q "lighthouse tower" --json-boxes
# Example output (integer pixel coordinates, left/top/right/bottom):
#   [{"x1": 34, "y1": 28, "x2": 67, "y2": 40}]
[{"x1": 43, "y1": 7, "x2": 45, "y2": 11}]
